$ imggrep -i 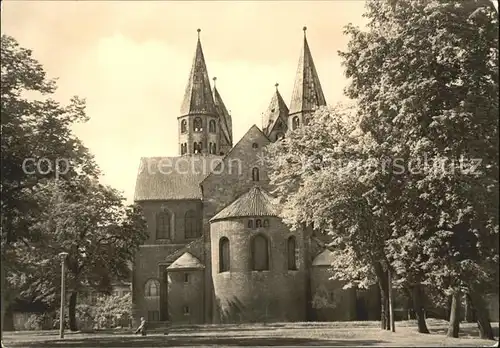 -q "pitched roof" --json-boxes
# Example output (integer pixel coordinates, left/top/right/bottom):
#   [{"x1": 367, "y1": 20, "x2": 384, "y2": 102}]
[
  {"x1": 289, "y1": 28, "x2": 327, "y2": 116},
  {"x1": 134, "y1": 155, "x2": 223, "y2": 201},
  {"x1": 312, "y1": 249, "x2": 335, "y2": 267},
  {"x1": 167, "y1": 252, "x2": 204, "y2": 270},
  {"x1": 263, "y1": 86, "x2": 289, "y2": 136},
  {"x1": 201, "y1": 125, "x2": 270, "y2": 186},
  {"x1": 213, "y1": 85, "x2": 233, "y2": 145},
  {"x1": 165, "y1": 237, "x2": 204, "y2": 263},
  {"x1": 210, "y1": 186, "x2": 280, "y2": 222},
  {"x1": 180, "y1": 31, "x2": 218, "y2": 116}
]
